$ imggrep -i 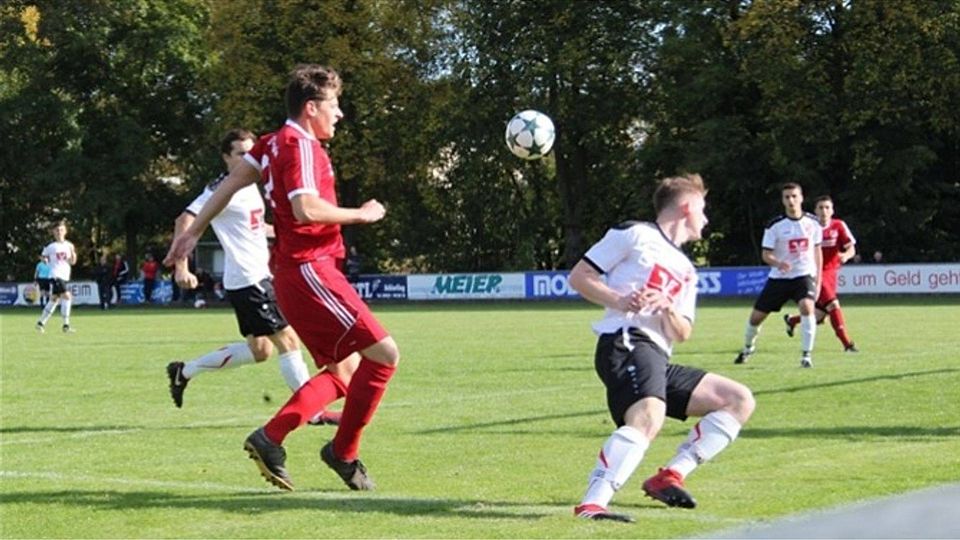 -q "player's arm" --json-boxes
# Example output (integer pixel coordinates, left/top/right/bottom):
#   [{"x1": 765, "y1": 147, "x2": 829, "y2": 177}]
[
  {"x1": 172, "y1": 212, "x2": 199, "y2": 289},
  {"x1": 761, "y1": 248, "x2": 789, "y2": 272},
  {"x1": 568, "y1": 259, "x2": 642, "y2": 313},
  {"x1": 68, "y1": 244, "x2": 77, "y2": 266},
  {"x1": 839, "y1": 242, "x2": 856, "y2": 264},
  {"x1": 813, "y1": 243, "x2": 823, "y2": 295},
  {"x1": 290, "y1": 195, "x2": 385, "y2": 225},
  {"x1": 164, "y1": 162, "x2": 258, "y2": 266}
]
